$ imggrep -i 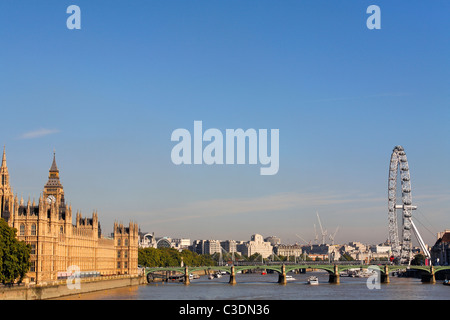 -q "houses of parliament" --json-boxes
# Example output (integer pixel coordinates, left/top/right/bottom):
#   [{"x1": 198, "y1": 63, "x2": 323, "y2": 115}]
[{"x1": 0, "y1": 148, "x2": 139, "y2": 284}]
